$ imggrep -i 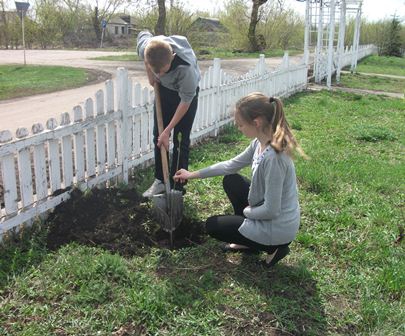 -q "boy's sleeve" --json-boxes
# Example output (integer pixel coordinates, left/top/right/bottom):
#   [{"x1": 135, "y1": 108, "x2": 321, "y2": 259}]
[
  {"x1": 177, "y1": 68, "x2": 199, "y2": 103},
  {"x1": 137, "y1": 30, "x2": 153, "y2": 60}
]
